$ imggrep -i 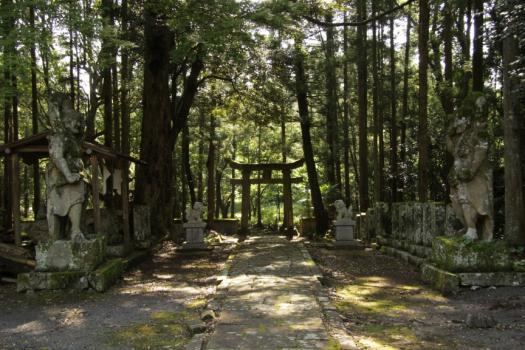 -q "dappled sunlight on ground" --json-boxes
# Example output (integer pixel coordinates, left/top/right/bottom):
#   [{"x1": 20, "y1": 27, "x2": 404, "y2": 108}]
[{"x1": 309, "y1": 246, "x2": 525, "y2": 350}]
